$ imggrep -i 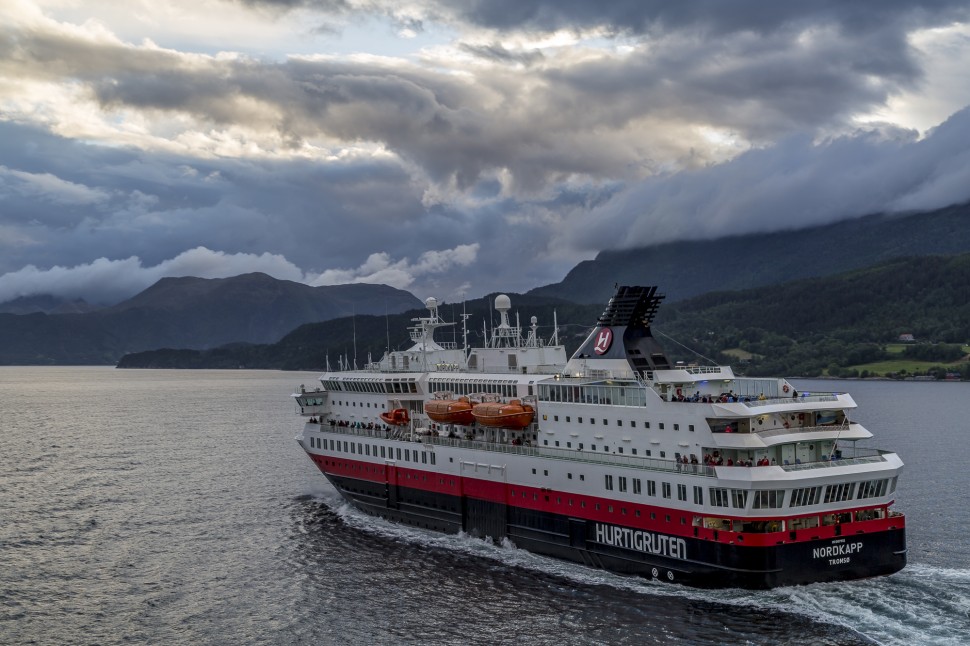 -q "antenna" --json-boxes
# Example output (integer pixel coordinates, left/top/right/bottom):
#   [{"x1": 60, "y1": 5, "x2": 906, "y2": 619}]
[
  {"x1": 553, "y1": 310, "x2": 559, "y2": 346},
  {"x1": 352, "y1": 307, "x2": 357, "y2": 371}
]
